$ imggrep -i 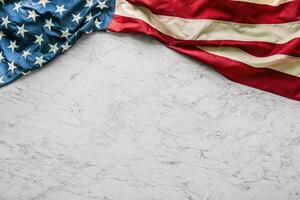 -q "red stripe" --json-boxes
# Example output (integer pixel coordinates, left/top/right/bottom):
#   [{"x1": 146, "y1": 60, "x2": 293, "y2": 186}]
[
  {"x1": 170, "y1": 45, "x2": 300, "y2": 101},
  {"x1": 147, "y1": 37, "x2": 300, "y2": 58},
  {"x1": 126, "y1": 0, "x2": 300, "y2": 24},
  {"x1": 108, "y1": 15, "x2": 300, "y2": 100}
]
